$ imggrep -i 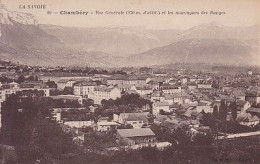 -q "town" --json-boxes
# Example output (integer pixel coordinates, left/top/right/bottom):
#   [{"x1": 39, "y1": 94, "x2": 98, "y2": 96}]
[{"x1": 0, "y1": 59, "x2": 260, "y2": 163}]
